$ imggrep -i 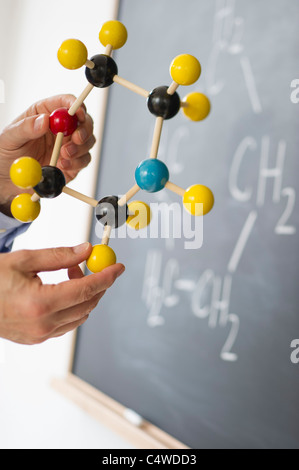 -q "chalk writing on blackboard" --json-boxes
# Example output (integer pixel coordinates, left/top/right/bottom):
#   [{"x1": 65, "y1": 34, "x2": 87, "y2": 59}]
[
  {"x1": 229, "y1": 135, "x2": 296, "y2": 233},
  {"x1": 141, "y1": 209, "x2": 257, "y2": 363},
  {"x1": 142, "y1": 250, "x2": 242, "y2": 363},
  {"x1": 290, "y1": 340, "x2": 299, "y2": 364},
  {"x1": 290, "y1": 79, "x2": 299, "y2": 104},
  {"x1": 139, "y1": 0, "x2": 296, "y2": 365},
  {"x1": 206, "y1": 0, "x2": 262, "y2": 114}
]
